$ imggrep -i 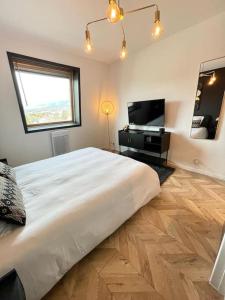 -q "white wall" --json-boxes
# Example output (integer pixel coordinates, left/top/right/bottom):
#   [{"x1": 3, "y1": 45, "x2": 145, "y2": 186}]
[
  {"x1": 0, "y1": 28, "x2": 109, "y2": 166},
  {"x1": 108, "y1": 12, "x2": 225, "y2": 180}
]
